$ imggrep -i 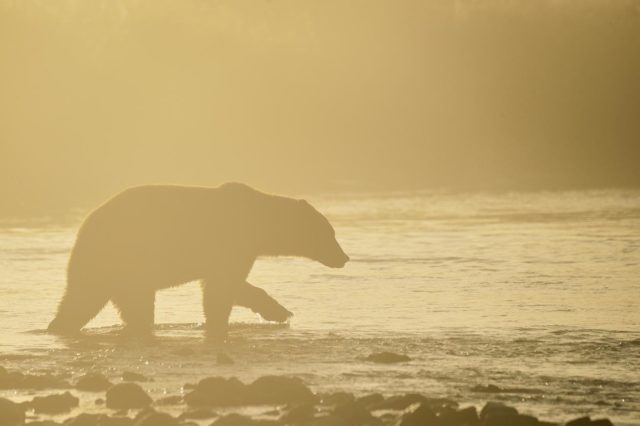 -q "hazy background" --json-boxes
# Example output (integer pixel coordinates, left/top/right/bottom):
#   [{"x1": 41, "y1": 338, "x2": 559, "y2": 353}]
[{"x1": 1, "y1": 0, "x2": 639, "y2": 218}]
